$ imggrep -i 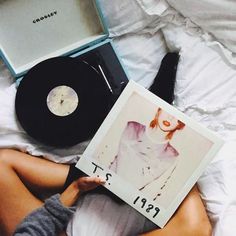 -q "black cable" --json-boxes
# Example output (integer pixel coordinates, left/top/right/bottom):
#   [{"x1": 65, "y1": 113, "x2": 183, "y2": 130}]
[{"x1": 149, "y1": 52, "x2": 180, "y2": 105}]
